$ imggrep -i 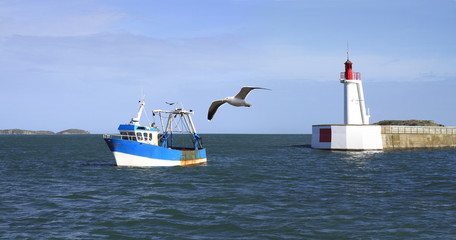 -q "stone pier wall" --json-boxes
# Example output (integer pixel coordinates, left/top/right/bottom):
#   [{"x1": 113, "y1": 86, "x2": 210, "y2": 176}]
[{"x1": 381, "y1": 126, "x2": 456, "y2": 150}]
